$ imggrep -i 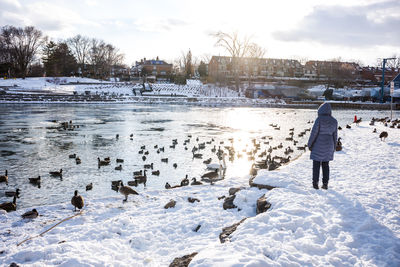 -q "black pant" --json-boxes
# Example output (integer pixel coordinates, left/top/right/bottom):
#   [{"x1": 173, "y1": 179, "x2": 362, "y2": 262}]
[{"x1": 313, "y1": 161, "x2": 329, "y2": 185}]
